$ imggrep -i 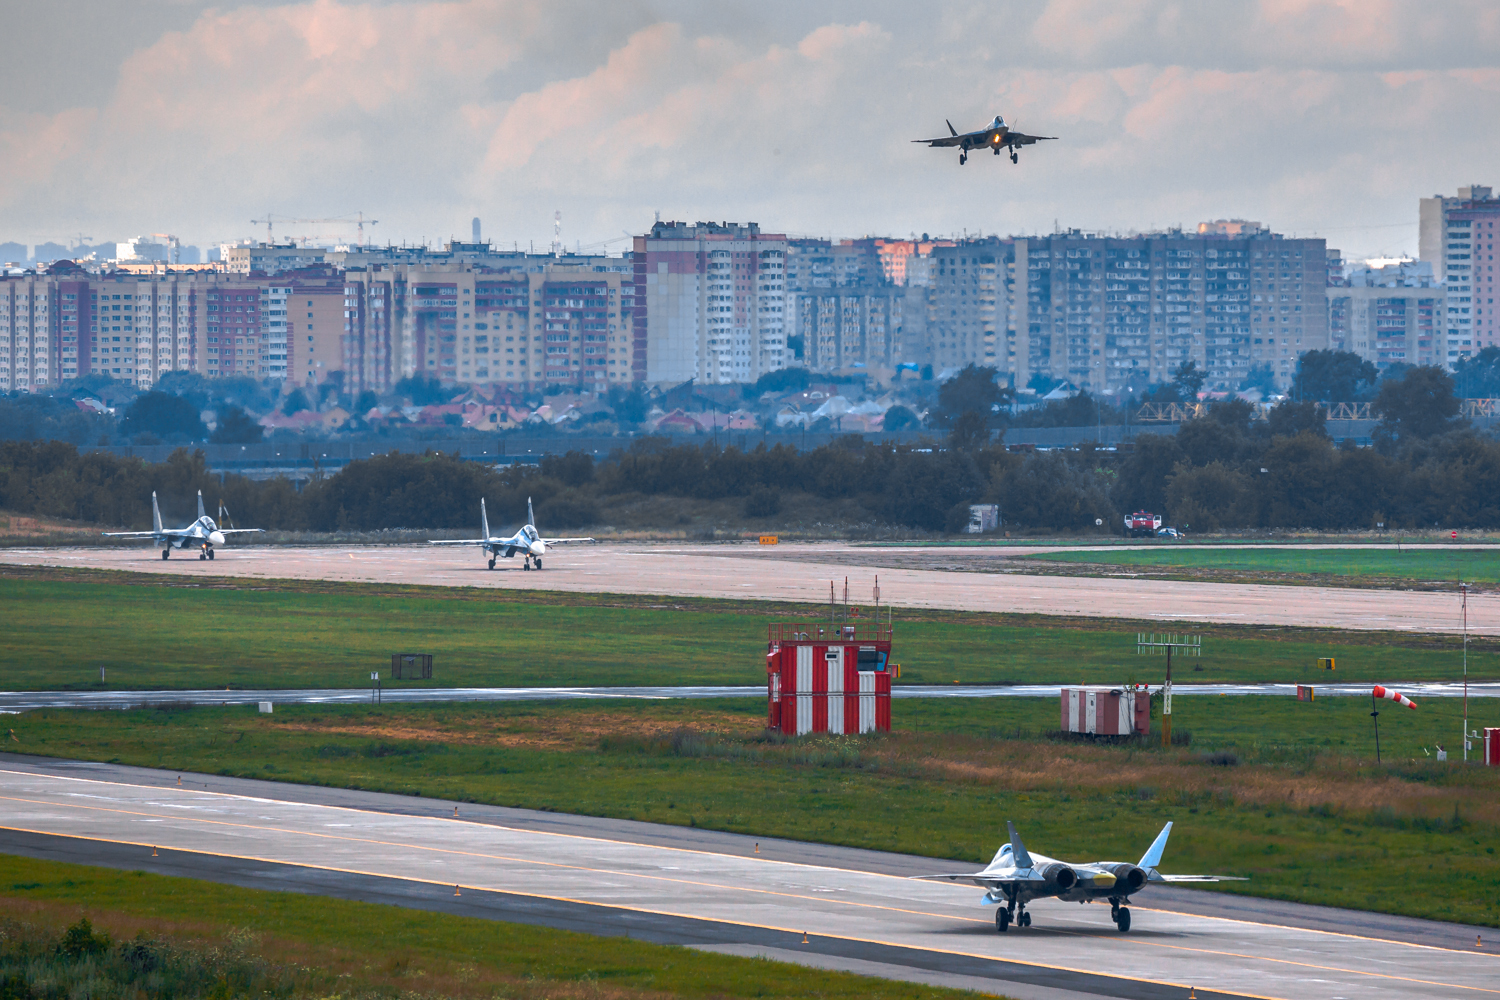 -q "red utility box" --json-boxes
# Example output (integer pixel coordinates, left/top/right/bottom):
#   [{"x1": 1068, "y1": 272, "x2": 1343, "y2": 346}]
[
  {"x1": 766, "y1": 623, "x2": 892, "y2": 735},
  {"x1": 1060, "y1": 685, "x2": 1151, "y2": 736},
  {"x1": 1486, "y1": 727, "x2": 1500, "y2": 766}
]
